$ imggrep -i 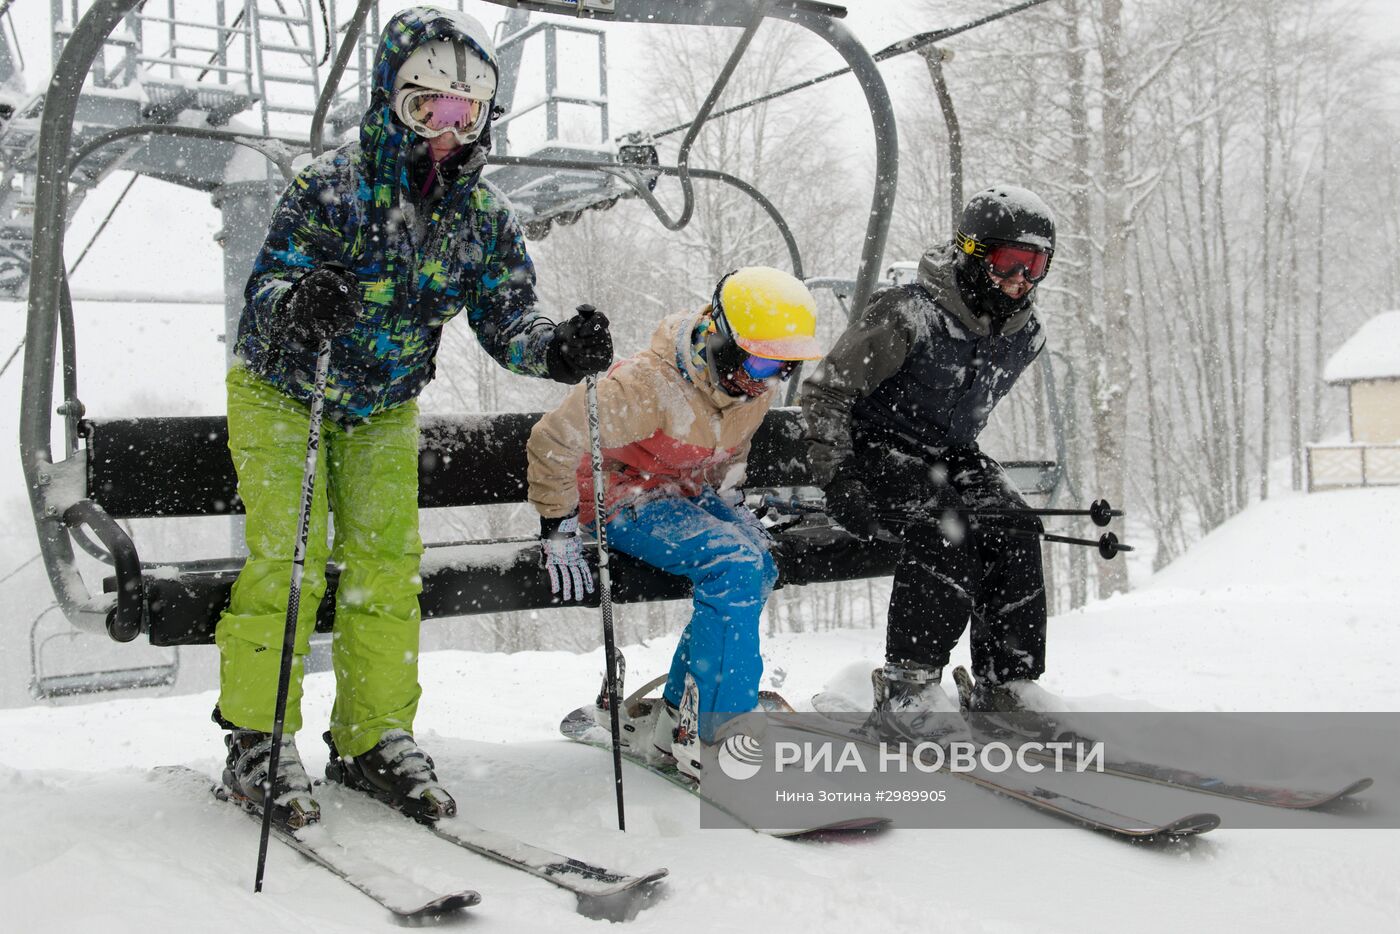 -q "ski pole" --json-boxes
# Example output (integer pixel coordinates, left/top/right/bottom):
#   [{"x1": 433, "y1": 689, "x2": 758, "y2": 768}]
[
  {"x1": 768, "y1": 489, "x2": 1134, "y2": 558},
  {"x1": 960, "y1": 498, "x2": 1122, "y2": 528},
  {"x1": 867, "y1": 499, "x2": 1122, "y2": 529},
  {"x1": 768, "y1": 495, "x2": 1123, "y2": 528},
  {"x1": 874, "y1": 499, "x2": 1123, "y2": 528},
  {"x1": 255, "y1": 338, "x2": 331, "y2": 893},
  {"x1": 1001, "y1": 526, "x2": 1133, "y2": 560},
  {"x1": 576, "y1": 303, "x2": 626, "y2": 832},
  {"x1": 868, "y1": 503, "x2": 1133, "y2": 559},
  {"x1": 866, "y1": 500, "x2": 1133, "y2": 559}
]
